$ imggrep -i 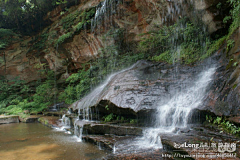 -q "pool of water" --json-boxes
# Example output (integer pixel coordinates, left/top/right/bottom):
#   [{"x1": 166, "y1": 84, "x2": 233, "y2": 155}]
[{"x1": 0, "y1": 123, "x2": 108, "y2": 160}]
